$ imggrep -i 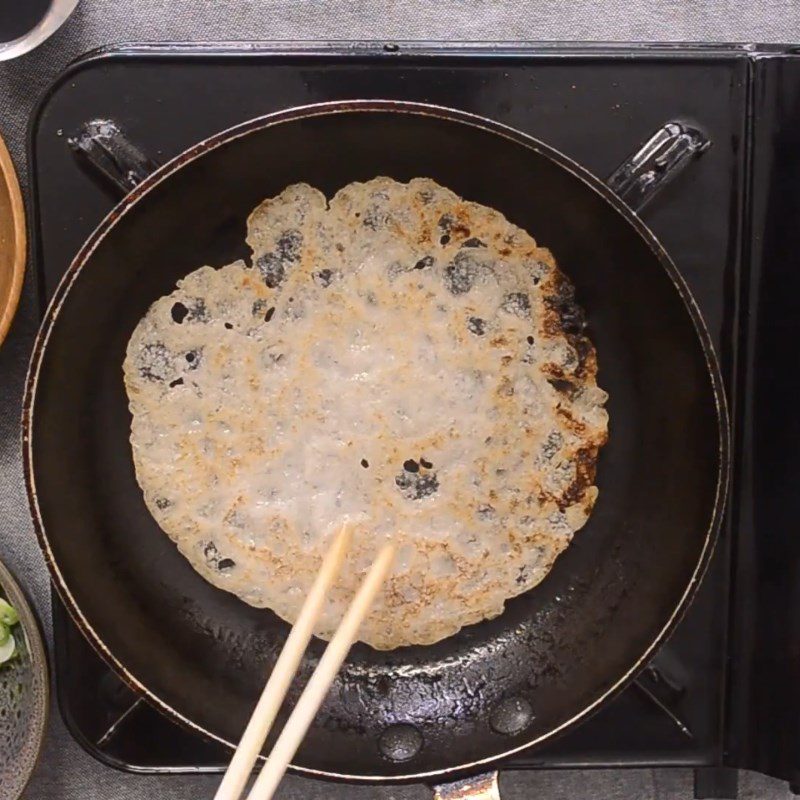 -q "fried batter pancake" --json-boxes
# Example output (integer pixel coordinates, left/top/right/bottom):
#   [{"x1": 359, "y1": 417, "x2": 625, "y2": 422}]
[{"x1": 124, "y1": 178, "x2": 608, "y2": 649}]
